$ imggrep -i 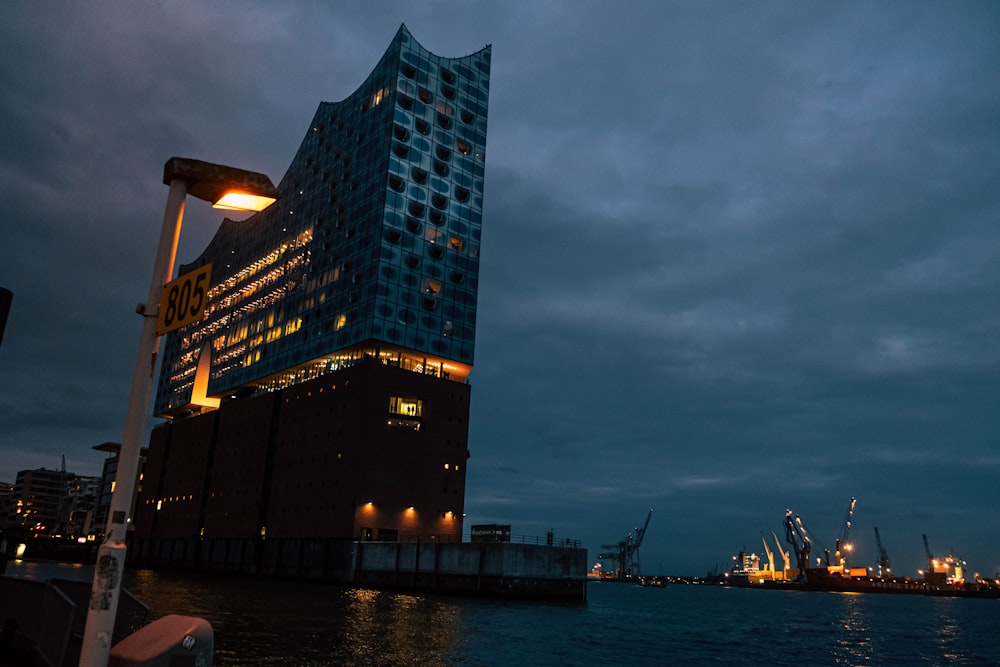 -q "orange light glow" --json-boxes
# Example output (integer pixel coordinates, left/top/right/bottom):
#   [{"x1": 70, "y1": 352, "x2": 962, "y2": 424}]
[
  {"x1": 213, "y1": 190, "x2": 278, "y2": 212},
  {"x1": 191, "y1": 342, "x2": 221, "y2": 409}
]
